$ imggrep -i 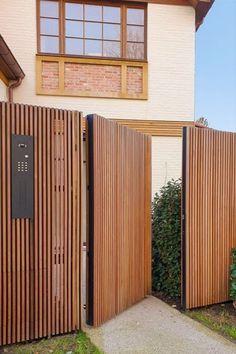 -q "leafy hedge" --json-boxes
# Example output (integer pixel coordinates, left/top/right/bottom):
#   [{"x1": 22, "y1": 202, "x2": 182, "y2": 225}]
[
  {"x1": 152, "y1": 179, "x2": 181, "y2": 297},
  {"x1": 230, "y1": 248, "x2": 236, "y2": 301}
]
